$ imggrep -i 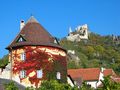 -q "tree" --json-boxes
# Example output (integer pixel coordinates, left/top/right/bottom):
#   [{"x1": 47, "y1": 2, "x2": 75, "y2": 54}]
[
  {"x1": 80, "y1": 82, "x2": 94, "y2": 90},
  {"x1": 85, "y1": 46, "x2": 95, "y2": 59},
  {"x1": 94, "y1": 45, "x2": 105, "y2": 59},
  {"x1": 38, "y1": 80, "x2": 78, "y2": 90},
  {"x1": 97, "y1": 76, "x2": 120, "y2": 90},
  {"x1": 0, "y1": 55, "x2": 9, "y2": 68}
]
